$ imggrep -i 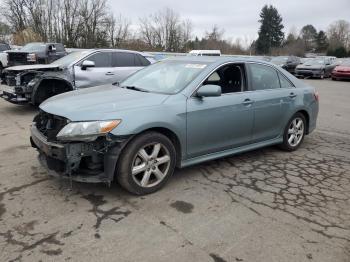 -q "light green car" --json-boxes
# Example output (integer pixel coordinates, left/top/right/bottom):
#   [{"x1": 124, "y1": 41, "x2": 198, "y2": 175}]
[{"x1": 30, "y1": 57, "x2": 319, "y2": 195}]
